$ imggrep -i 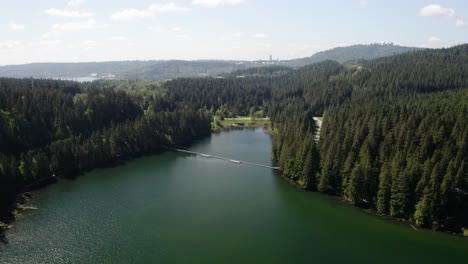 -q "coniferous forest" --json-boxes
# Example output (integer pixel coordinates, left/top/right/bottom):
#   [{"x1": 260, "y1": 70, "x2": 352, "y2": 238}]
[
  {"x1": 1, "y1": 44, "x2": 467, "y2": 234},
  {"x1": 0, "y1": 79, "x2": 211, "y2": 226}
]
